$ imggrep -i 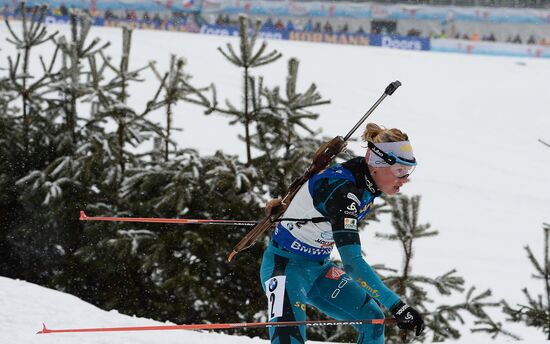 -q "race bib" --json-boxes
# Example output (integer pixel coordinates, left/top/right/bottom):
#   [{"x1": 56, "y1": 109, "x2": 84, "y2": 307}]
[{"x1": 265, "y1": 276, "x2": 286, "y2": 321}]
